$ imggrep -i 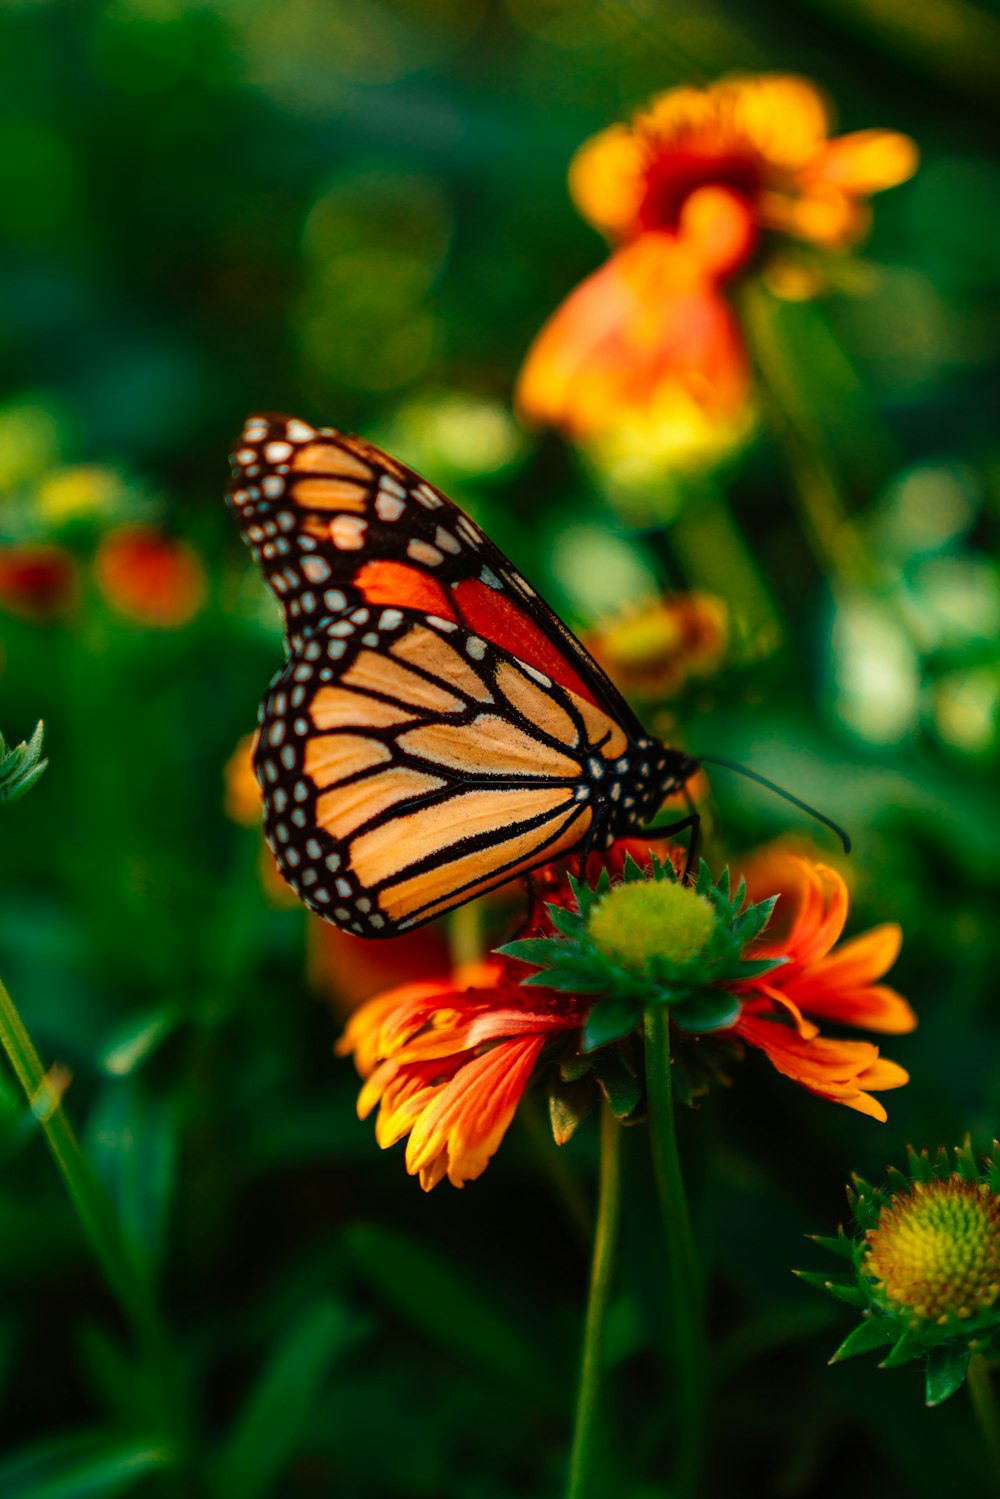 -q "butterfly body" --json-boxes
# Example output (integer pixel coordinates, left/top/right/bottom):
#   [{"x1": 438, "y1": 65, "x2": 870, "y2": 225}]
[{"x1": 228, "y1": 415, "x2": 696, "y2": 935}]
